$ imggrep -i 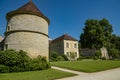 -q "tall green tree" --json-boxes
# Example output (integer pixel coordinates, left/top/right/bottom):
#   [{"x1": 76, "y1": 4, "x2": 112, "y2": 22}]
[
  {"x1": 80, "y1": 18, "x2": 113, "y2": 49},
  {"x1": 109, "y1": 34, "x2": 120, "y2": 59},
  {"x1": 111, "y1": 34, "x2": 120, "y2": 50}
]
